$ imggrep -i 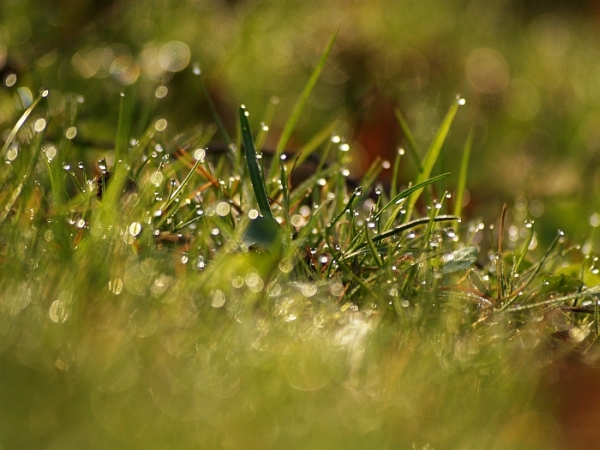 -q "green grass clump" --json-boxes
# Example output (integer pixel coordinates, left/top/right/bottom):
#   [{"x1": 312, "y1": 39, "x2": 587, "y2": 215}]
[{"x1": 0, "y1": 54, "x2": 599, "y2": 450}]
